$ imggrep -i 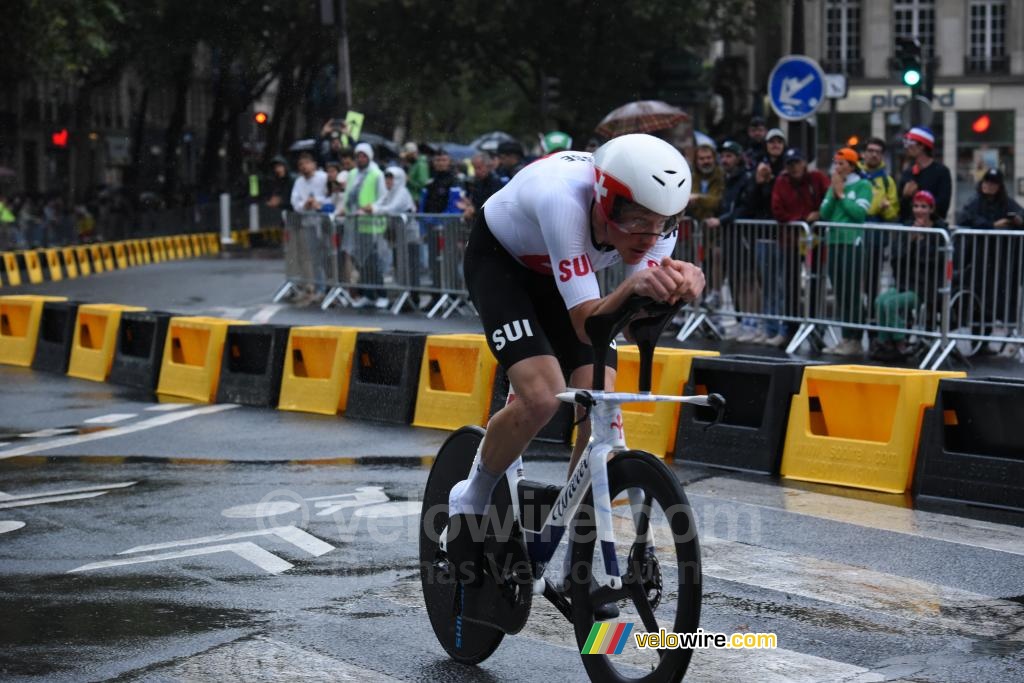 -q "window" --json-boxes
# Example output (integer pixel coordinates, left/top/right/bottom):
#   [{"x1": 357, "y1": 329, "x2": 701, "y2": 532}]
[
  {"x1": 967, "y1": 0, "x2": 1007, "y2": 73},
  {"x1": 824, "y1": 0, "x2": 862, "y2": 75},
  {"x1": 892, "y1": 0, "x2": 935, "y2": 58}
]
